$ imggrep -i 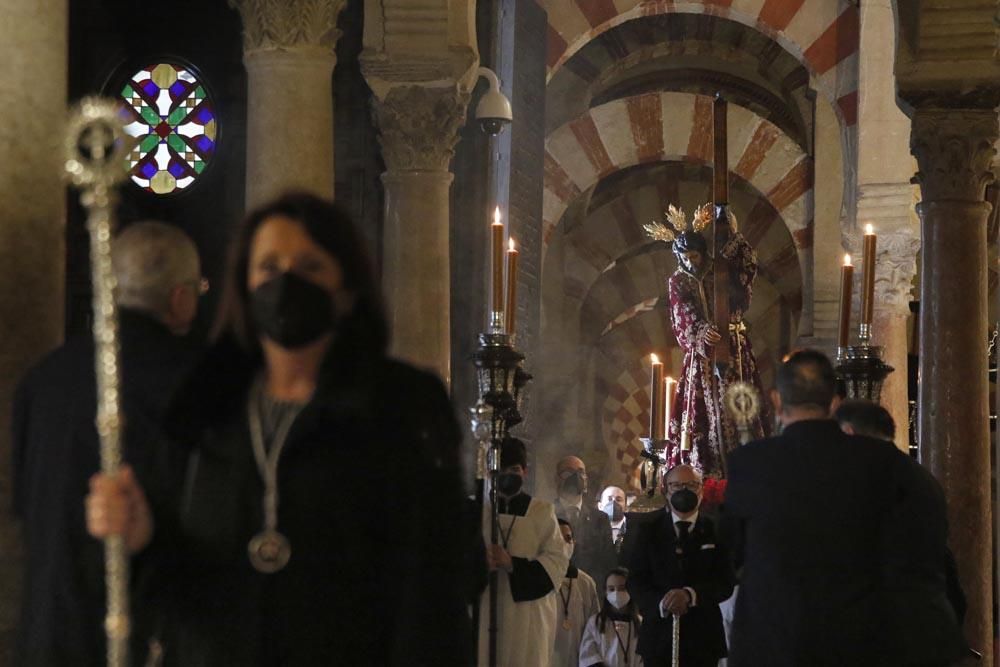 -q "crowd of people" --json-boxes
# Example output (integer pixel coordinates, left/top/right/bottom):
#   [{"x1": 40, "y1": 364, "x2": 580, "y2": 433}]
[{"x1": 9, "y1": 191, "x2": 970, "y2": 666}]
